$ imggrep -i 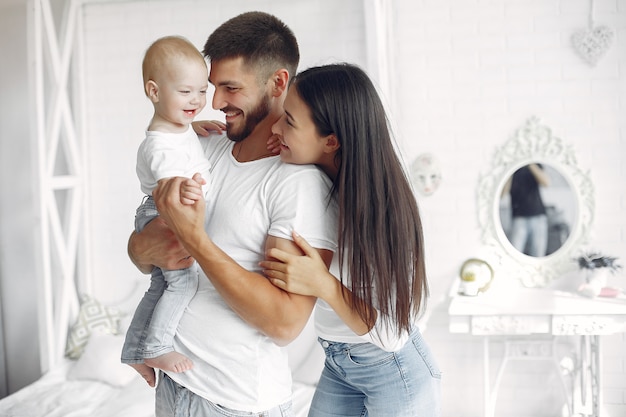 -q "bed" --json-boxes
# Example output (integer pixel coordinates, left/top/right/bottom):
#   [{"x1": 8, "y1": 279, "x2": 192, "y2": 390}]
[{"x1": 0, "y1": 288, "x2": 323, "y2": 417}]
